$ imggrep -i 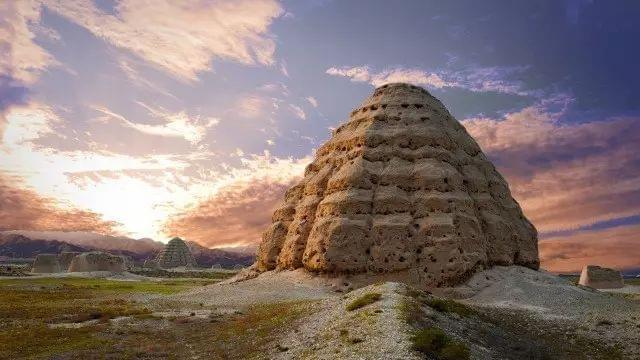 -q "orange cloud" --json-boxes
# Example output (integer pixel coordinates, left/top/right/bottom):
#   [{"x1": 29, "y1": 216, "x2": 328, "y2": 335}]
[
  {"x1": 0, "y1": 172, "x2": 119, "y2": 234},
  {"x1": 540, "y1": 224, "x2": 640, "y2": 273},
  {"x1": 163, "y1": 180, "x2": 295, "y2": 247},
  {"x1": 463, "y1": 105, "x2": 640, "y2": 233},
  {"x1": 162, "y1": 152, "x2": 310, "y2": 247}
]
